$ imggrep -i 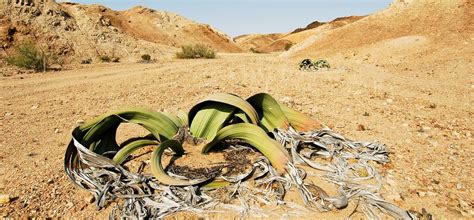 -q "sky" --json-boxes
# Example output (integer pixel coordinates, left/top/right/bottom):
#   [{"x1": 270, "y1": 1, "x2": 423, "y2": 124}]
[{"x1": 69, "y1": 0, "x2": 392, "y2": 37}]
